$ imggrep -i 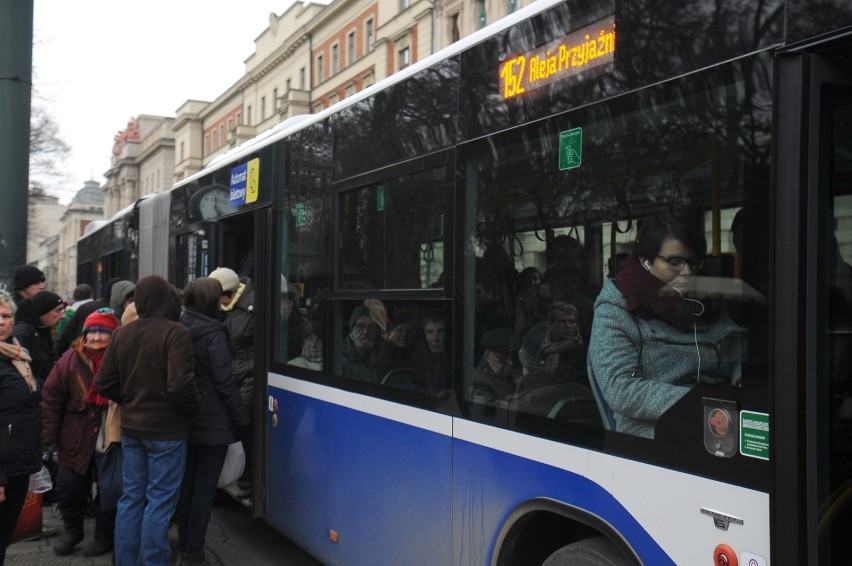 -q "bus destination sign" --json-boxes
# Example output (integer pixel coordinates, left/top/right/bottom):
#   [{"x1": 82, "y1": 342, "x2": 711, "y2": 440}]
[{"x1": 499, "y1": 15, "x2": 616, "y2": 100}]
